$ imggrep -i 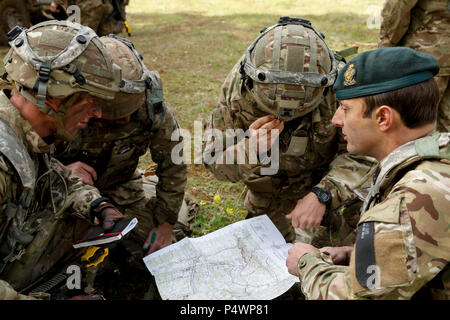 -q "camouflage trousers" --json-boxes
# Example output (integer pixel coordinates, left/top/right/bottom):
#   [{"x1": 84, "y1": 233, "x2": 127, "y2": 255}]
[
  {"x1": 244, "y1": 188, "x2": 360, "y2": 247},
  {"x1": 435, "y1": 75, "x2": 449, "y2": 133}
]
